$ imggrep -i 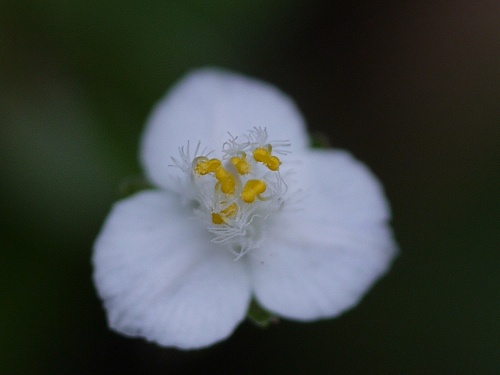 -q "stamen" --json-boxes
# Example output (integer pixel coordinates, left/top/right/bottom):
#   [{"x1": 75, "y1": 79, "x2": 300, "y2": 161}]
[
  {"x1": 214, "y1": 166, "x2": 236, "y2": 195},
  {"x1": 179, "y1": 128, "x2": 291, "y2": 257},
  {"x1": 211, "y1": 213, "x2": 225, "y2": 225},
  {"x1": 230, "y1": 153, "x2": 251, "y2": 175},
  {"x1": 241, "y1": 179, "x2": 267, "y2": 203},
  {"x1": 194, "y1": 157, "x2": 221, "y2": 175},
  {"x1": 253, "y1": 146, "x2": 281, "y2": 171}
]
